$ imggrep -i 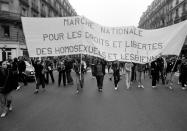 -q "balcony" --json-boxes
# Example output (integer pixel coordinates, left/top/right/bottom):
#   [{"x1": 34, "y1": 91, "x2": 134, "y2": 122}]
[
  {"x1": 174, "y1": 15, "x2": 180, "y2": 23},
  {"x1": 167, "y1": 19, "x2": 173, "y2": 26},
  {"x1": 0, "y1": 11, "x2": 21, "y2": 22},
  {"x1": 181, "y1": 10, "x2": 187, "y2": 20},
  {"x1": 0, "y1": 35, "x2": 25, "y2": 42},
  {"x1": 19, "y1": 0, "x2": 29, "y2": 7},
  {"x1": 40, "y1": 9, "x2": 46, "y2": 17},
  {"x1": 31, "y1": 2, "x2": 39, "y2": 13}
]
